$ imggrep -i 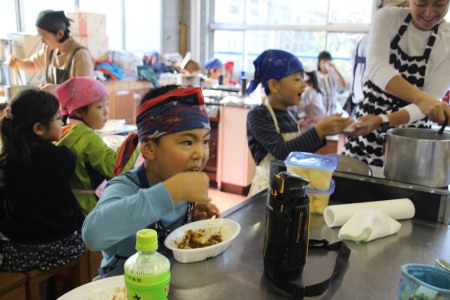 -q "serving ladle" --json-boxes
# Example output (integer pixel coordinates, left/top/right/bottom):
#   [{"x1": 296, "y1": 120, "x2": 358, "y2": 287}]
[{"x1": 436, "y1": 115, "x2": 448, "y2": 137}]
